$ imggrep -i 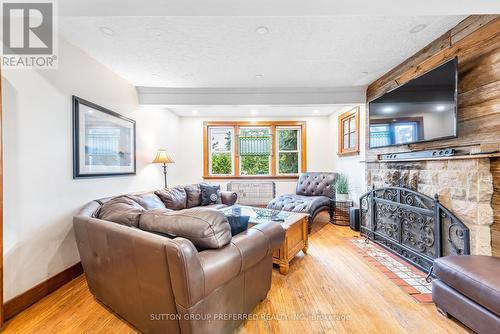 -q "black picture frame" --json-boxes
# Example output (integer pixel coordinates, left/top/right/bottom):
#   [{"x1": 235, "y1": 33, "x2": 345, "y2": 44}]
[{"x1": 72, "y1": 96, "x2": 136, "y2": 178}]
